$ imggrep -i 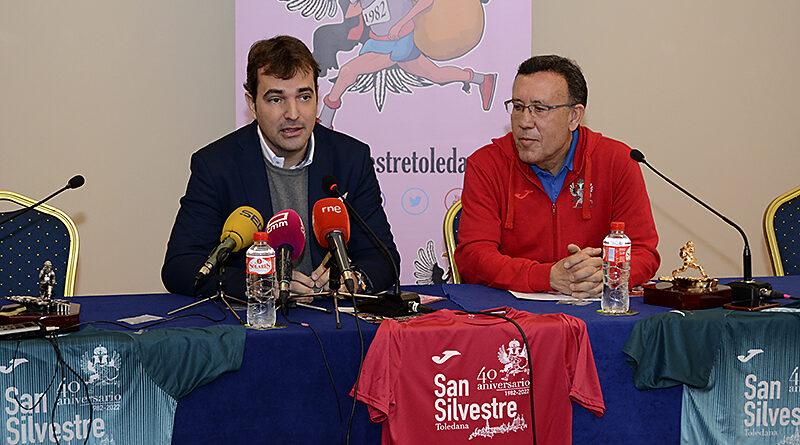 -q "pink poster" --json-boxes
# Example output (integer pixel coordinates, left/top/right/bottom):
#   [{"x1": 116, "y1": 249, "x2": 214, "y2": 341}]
[{"x1": 235, "y1": 0, "x2": 531, "y2": 284}]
